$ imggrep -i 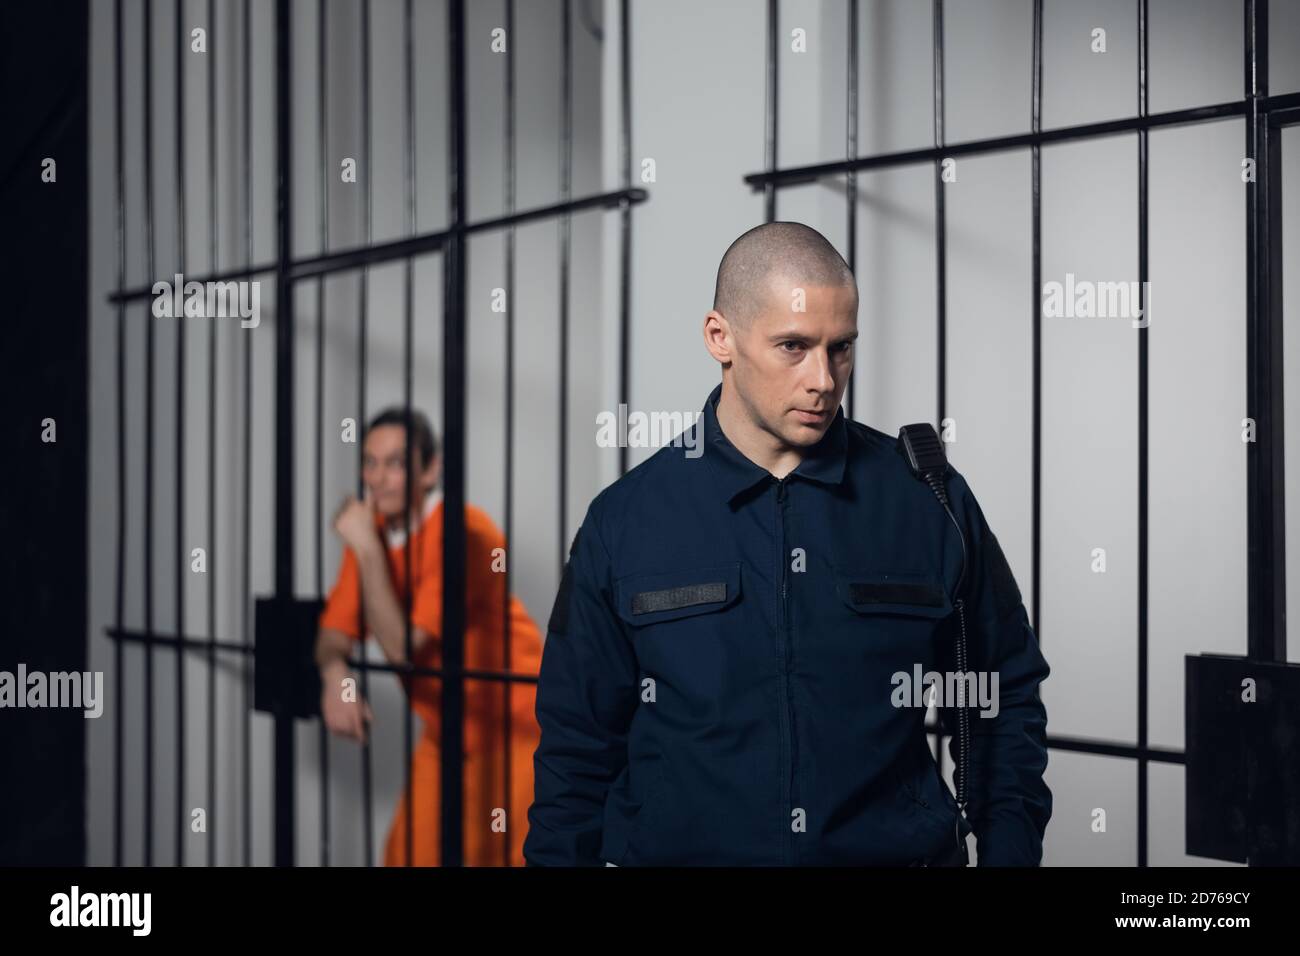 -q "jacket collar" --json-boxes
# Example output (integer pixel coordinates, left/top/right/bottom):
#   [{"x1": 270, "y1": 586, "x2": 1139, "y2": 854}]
[{"x1": 699, "y1": 381, "x2": 847, "y2": 504}]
